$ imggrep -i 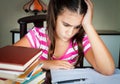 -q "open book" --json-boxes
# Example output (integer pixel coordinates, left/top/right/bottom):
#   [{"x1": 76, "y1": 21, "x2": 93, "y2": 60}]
[{"x1": 50, "y1": 68, "x2": 120, "y2": 84}]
